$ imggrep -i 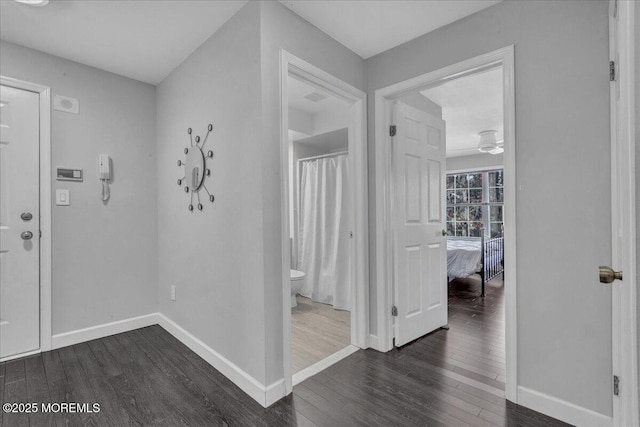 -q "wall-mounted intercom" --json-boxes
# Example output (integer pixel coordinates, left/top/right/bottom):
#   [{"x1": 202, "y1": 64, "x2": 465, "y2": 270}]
[
  {"x1": 97, "y1": 154, "x2": 111, "y2": 201},
  {"x1": 98, "y1": 154, "x2": 111, "y2": 180}
]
